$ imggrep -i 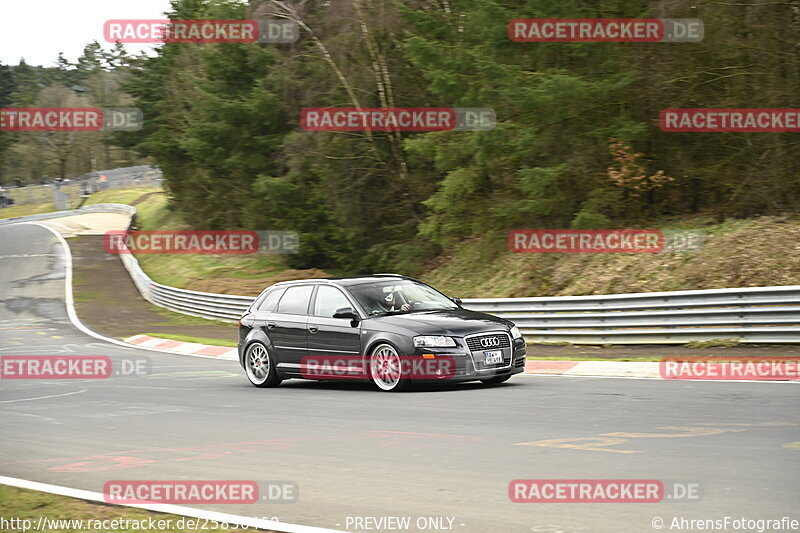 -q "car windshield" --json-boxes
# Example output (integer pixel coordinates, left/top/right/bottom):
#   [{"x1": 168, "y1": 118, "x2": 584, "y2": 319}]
[{"x1": 348, "y1": 280, "x2": 458, "y2": 316}]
